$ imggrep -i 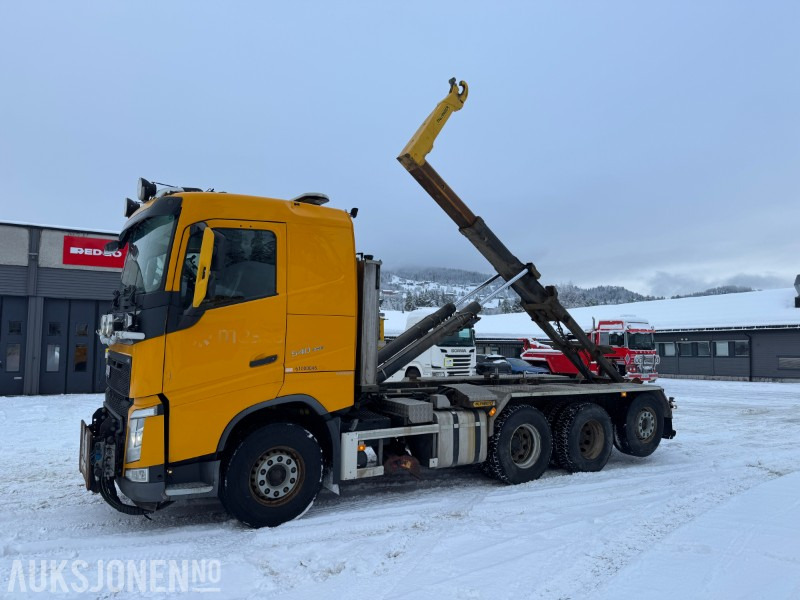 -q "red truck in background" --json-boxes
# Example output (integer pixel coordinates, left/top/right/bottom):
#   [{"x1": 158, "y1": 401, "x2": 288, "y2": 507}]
[{"x1": 521, "y1": 318, "x2": 660, "y2": 382}]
